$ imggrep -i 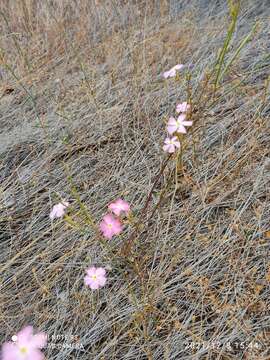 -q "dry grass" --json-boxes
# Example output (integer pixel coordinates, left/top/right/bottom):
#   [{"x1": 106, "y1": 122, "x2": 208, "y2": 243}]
[{"x1": 0, "y1": 0, "x2": 270, "y2": 359}]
